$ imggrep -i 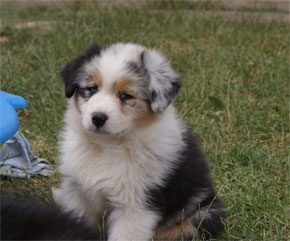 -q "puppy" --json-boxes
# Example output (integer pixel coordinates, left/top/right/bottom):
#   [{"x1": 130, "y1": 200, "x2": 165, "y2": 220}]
[
  {"x1": 1, "y1": 196, "x2": 102, "y2": 240},
  {"x1": 53, "y1": 43, "x2": 225, "y2": 241}
]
